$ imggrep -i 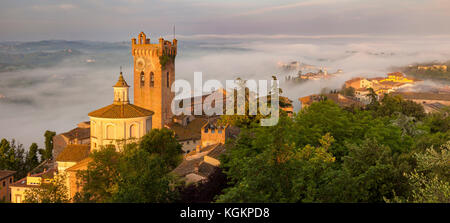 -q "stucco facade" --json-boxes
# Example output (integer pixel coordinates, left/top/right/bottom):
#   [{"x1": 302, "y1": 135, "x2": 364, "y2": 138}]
[
  {"x1": 88, "y1": 72, "x2": 153, "y2": 151},
  {"x1": 90, "y1": 116, "x2": 152, "y2": 151}
]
